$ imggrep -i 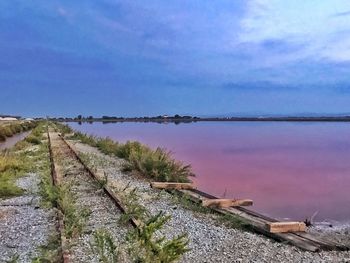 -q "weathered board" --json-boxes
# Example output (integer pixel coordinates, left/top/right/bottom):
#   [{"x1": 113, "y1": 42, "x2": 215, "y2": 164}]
[
  {"x1": 202, "y1": 198, "x2": 253, "y2": 208},
  {"x1": 151, "y1": 182, "x2": 195, "y2": 190},
  {"x1": 268, "y1": 222, "x2": 306, "y2": 233}
]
